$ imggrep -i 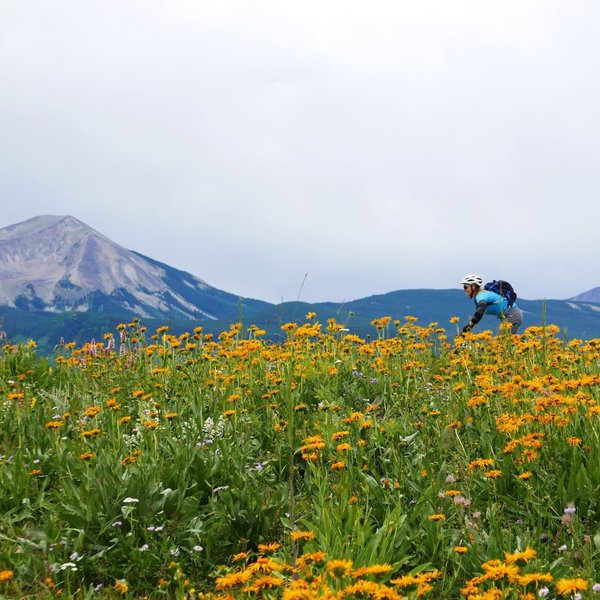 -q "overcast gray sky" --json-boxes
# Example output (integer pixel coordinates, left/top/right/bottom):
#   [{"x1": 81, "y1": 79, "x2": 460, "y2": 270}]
[{"x1": 1, "y1": 1, "x2": 599, "y2": 304}]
